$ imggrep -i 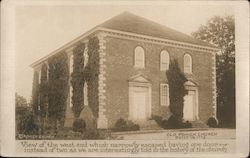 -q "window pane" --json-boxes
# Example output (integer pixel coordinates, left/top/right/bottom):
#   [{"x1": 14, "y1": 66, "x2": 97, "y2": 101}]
[
  {"x1": 184, "y1": 54, "x2": 192, "y2": 73},
  {"x1": 160, "y1": 50, "x2": 169, "y2": 71},
  {"x1": 134, "y1": 46, "x2": 145, "y2": 68},
  {"x1": 160, "y1": 84, "x2": 169, "y2": 106}
]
